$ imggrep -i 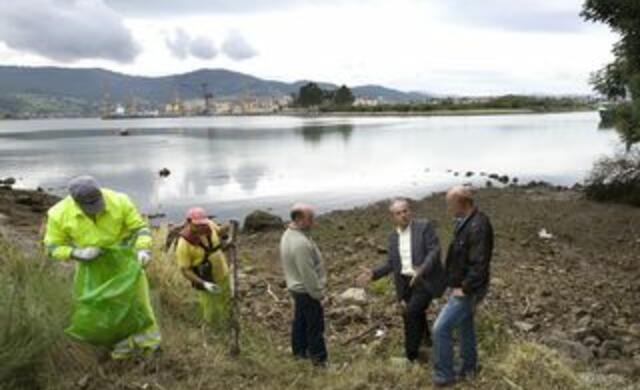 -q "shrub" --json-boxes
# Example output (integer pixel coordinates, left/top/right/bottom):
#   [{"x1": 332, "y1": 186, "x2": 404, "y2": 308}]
[{"x1": 584, "y1": 149, "x2": 640, "y2": 206}]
